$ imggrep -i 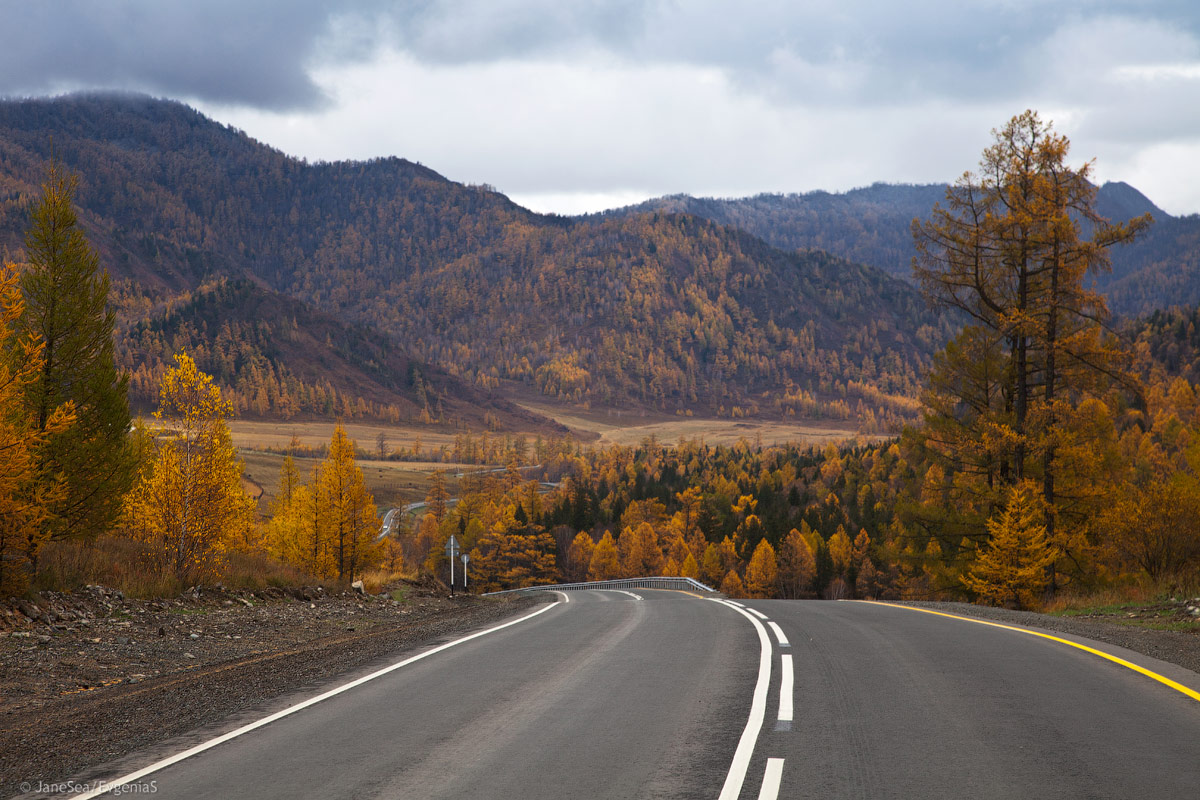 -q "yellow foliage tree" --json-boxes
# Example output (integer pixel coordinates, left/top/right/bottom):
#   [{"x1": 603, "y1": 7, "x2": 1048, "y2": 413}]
[
  {"x1": 829, "y1": 525, "x2": 853, "y2": 577},
  {"x1": 320, "y1": 424, "x2": 380, "y2": 580},
  {"x1": 266, "y1": 427, "x2": 381, "y2": 581},
  {"x1": 1104, "y1": 479, "x2": 1200, "y2": 582},
  {"x1": 961, "y1": 484, "x2": 1056, "y2": 609},
  {"x1": 744, "y1": 538, "x2": 778, "y2": 598},
  {"x1": 565, "y1": 531, "x2": 595, "y2": 582},
  {"x1": 620, "y1": 521, "x2": 663, "y2": 577},
  {"x1": 720, "y1": 569, "x2": 745, "y2": 598},
  {"x1": 701, "y1": 542, "x2": 724, "y2": 586},
  {"x1": 469, "y1": 503, "x2": 556, "y2": 591},
  {"x1": 124, "y1": 353, "x2": 254, "y2": 584},
  {"x1": 680, "y1": 551, "x2": 701, "y2": 581},
  {"x1": 588, "y1": 530, "x2": 621, "y2": 580},
  {"x1": 778, "y1": 528, "x2": 816, "y2": 598},
  {"x1": 0, "y1": 262, "x2": 74, "y2": 593}
]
